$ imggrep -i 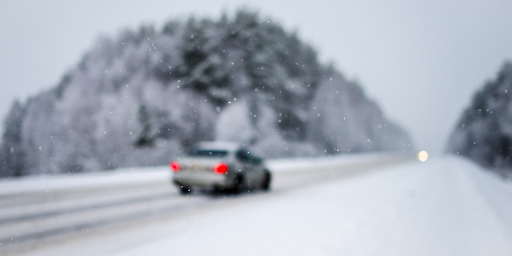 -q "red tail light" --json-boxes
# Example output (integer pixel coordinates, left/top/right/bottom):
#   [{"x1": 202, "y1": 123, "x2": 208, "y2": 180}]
[
  {"x1": 170, "y1": 162, "x2": 180, "y2": 172},
  {"x1": 214, "y1": 163, "x2": 228, "y2": 174}
]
